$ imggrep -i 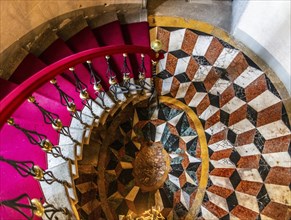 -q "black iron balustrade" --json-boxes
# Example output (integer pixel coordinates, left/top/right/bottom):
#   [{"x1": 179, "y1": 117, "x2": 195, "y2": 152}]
[
  {"x1": 69, "y1": 67, "x2": 104, "y2": 118},
  {"x1": 7, "y1": 118, "x2": 69, "y2": 160},
  {"x1": 0, "y1": 194, "x2": 69, "y2": 220},
  {"x1": 121, "y1": 53, "x2": 142, "y2": 94},
  {"x1": 27, "y1": 96, "x2": 79, "y2": 144},
  {"x1": 138, "y1": 54, "x2": 152, "y2": 94},
  {"x1": 105, "y1": 55, "x2": 128, "y2": 102},
  {"x1": 86, "y1": 60, "x2": 107, "y2": 108},
  {"x1": 50, "y1": 78, "x2": 88, "y2": 127},
  {"x1": 0, "y1": 156, "x2": 70, "y2": 187}
]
